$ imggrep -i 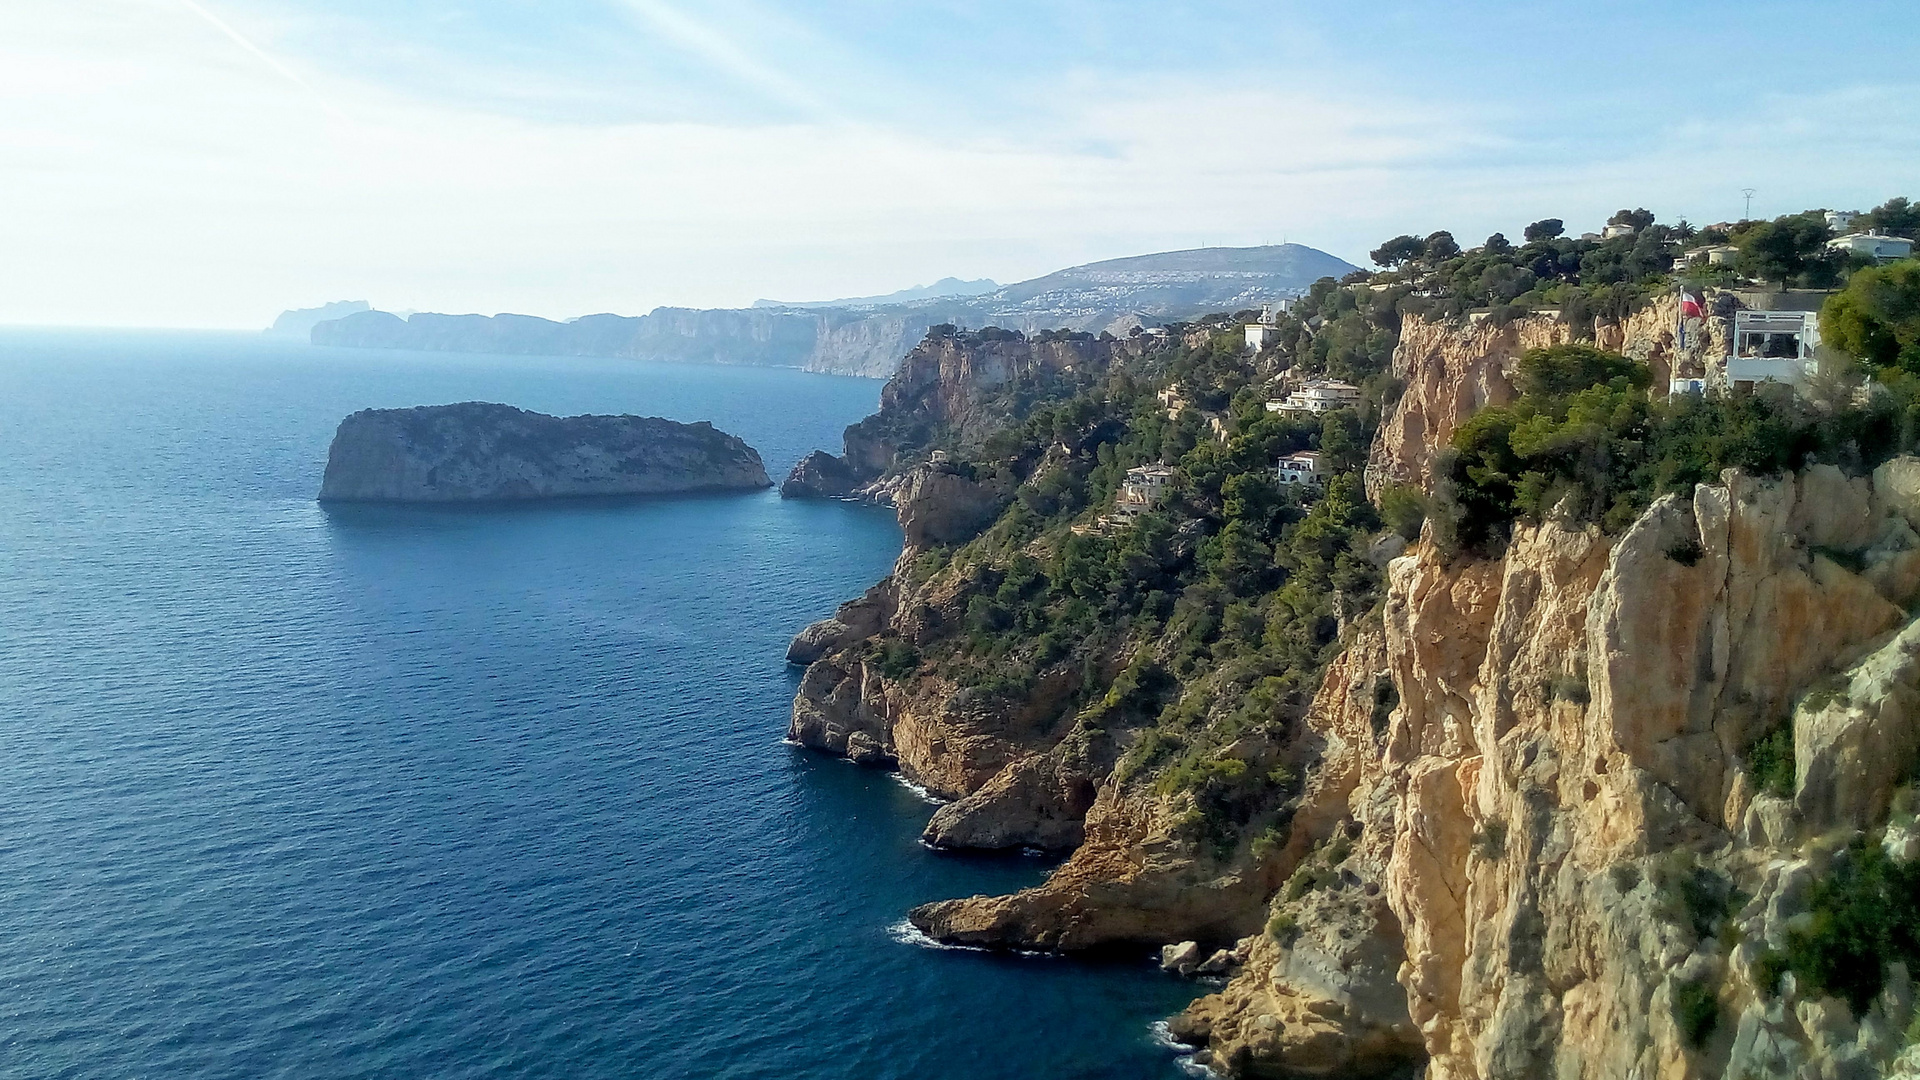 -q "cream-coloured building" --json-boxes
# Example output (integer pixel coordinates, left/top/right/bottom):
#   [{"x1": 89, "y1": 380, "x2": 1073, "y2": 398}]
[
  {"x1": 1275, "y1": 450, "x2": 1325, "y2": 488},
  {"x1": 1266, "y1": 379, "x2": 1363, "y2": 416},
  {"x1": 1722, "y1": 310, "x2": 1819, "y2": 392},
  {"x1": 1110, "y1": 465, "x2": 1176, "y2": 520}
]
